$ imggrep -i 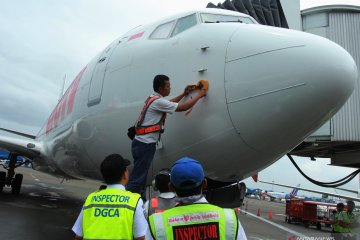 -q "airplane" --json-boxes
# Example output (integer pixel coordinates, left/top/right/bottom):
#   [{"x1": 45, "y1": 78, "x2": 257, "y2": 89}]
[
  {"x1": 0, "y1": 150, "x2": 8, "y2": 160},
  {"x1": 266, "y1": 184, "x2": 300, "y2": 201},
  {"x1": 245, "y1": 188, "x2": 263, "y2": 199},
  {"x1": 260, "y1": 180, "x2": 360, "y2": 202},
  {"x1": 0, "y1": 149, "x2": 28, "y2": 168},
  {"x1": 0, "y1": 8, "x2": 357, "y2": 206}
]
